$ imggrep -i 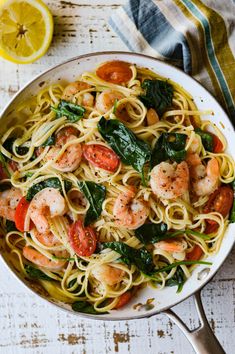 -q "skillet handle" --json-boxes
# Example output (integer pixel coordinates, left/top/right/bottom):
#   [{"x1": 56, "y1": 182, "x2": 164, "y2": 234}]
[{"x1": 163, "y1": 290, "x2": 225, "y2": 354}]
